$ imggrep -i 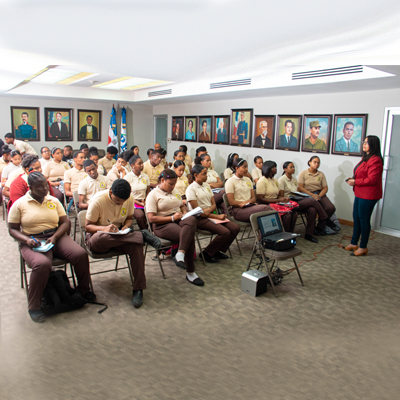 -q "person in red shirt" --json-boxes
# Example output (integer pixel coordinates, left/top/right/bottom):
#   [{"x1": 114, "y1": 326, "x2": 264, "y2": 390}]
[{"x1": 345, "y1": 135, "x2": 383, "y2": 256}]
